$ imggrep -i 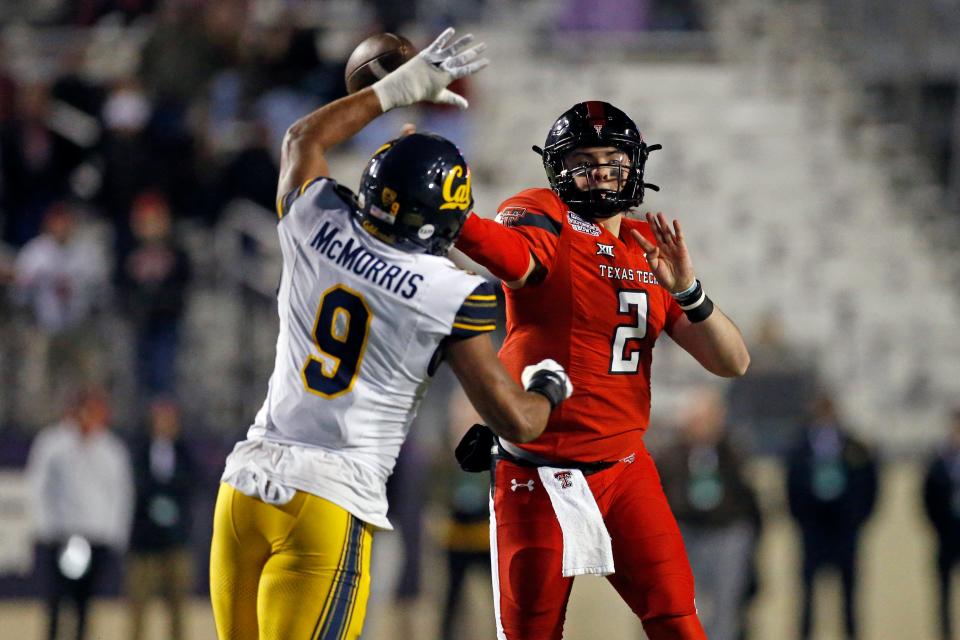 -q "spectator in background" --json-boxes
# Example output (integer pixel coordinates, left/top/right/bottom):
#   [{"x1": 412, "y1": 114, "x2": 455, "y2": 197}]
[
  {"x1": 138, "y1": 0, "x2": 233, "y2": 117},
  {"x1": 212, "y1": 121, "x2": 279, "y2": 215},
  {"x1": 727, "y1": 310, "x2": 818, "y2": 455},
  {"x1": 922, "y1": 408, "x2": 960, "y2": 640},
  {"x1": 120, "y1": 190, "x2": 191, "y2": 397},
  {"x1": 786, "y1": 393, "x2": 878, "y2": 640},
  {"x1": 0, "y1": 40, "x2": 17, "y2": 125},
  {"x1": 440, "y1": 388, "x2": 492, "y2": 640},
  {"x1": 383, "y1": 438, "x2": 429, "y2": 640},
  {"x1": 126, "y1": 397, "x2": 198, "y2": 640},
  {"x1": 25, "y1": 386, "x2": 134, "y2": 640},
  {"x1": 0, "y1": 83, "x2": 76, "y2": 247},
  {"x1": 658, "y1": 387, "x2": 761, "y2": 640},
  {"x1": 12, "y1": 202, "x2": 110, "y2": 424},
  {"x1": 97, "y1": 79, "x2": 157, "y2": 254}
]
